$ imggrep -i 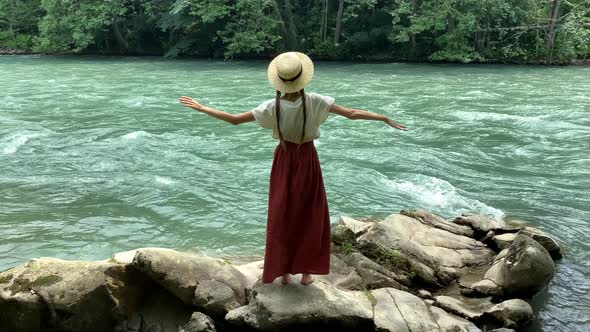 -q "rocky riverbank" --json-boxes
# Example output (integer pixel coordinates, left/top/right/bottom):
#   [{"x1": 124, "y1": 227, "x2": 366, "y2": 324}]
[{"x1": 0, "y1": 210, "x2": 562, "y2": 332}]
